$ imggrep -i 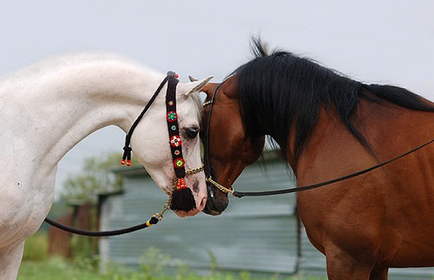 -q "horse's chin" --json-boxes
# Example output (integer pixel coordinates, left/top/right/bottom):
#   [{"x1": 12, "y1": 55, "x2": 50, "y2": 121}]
[
  {"x1": 174, "y1": 209, "x2": 199, "y2": 217},
  {"x1": 203, "y1": 185, "x2": 229, "y2": 216}
]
